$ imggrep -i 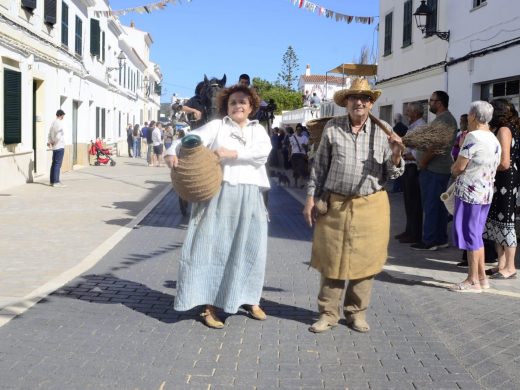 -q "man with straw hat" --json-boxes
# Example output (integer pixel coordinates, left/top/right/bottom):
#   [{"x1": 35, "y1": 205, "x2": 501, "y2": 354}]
[{"x1": 303, "y1": 78, "x2": 405, "y2": 333}]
